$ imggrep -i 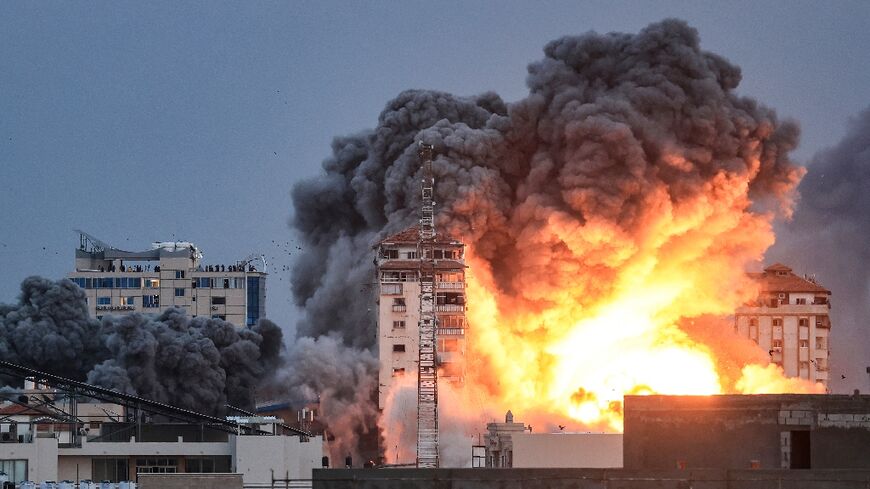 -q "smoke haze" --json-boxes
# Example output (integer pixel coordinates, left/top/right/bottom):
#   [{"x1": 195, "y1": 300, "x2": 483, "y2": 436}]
[
  {"x1": 769, "y1": 106, "x2": 870, "y2": 394},
  {"x1": 0, "y1": 276, "x2": 281, "y2": 414}
]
